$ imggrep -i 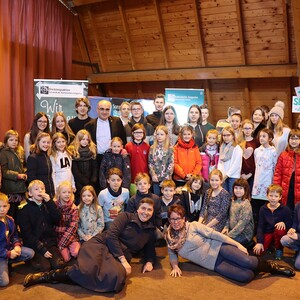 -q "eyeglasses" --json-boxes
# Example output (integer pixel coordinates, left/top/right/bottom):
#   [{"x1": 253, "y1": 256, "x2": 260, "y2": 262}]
[
  {"x1": 98, "y1": 108, "x2": 110, "y2": 112},
  {"x1": 131, "y1": 108, "x2": 142, "y2": 111},
  {"x1": 169, "y1": 217, "x2": 183, "y2": 222},
  {"x1": 37, "y1": 120, "x2": 47, "y2": 124},
  {"x1": 133, "y1": 131, "x2": 144, "y2": 134},
  {"x1": 290, "y1": 136, "x2": 300, "y2": 140}
]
